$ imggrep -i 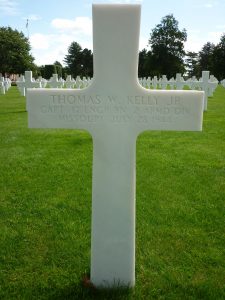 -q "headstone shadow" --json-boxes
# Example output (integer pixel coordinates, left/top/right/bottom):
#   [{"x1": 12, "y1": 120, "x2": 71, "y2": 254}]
[{"x1": 47, "y1": 280, "x2": 133, "y2": 300}]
